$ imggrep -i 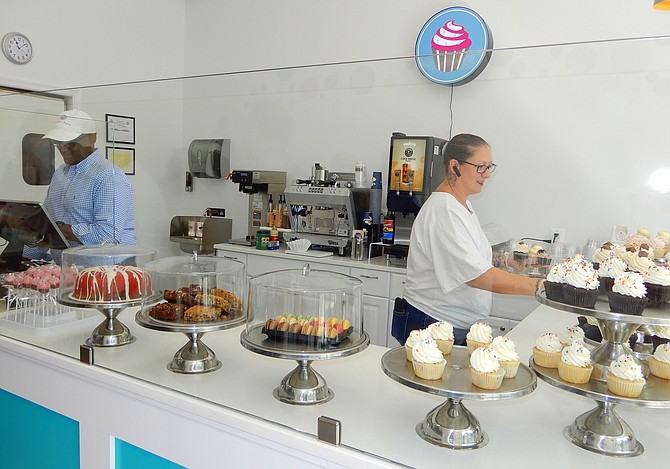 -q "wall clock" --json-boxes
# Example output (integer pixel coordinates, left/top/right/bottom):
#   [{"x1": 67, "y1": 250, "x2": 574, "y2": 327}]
[{"x1": 2, "y1": 32, "x2": 33, "y2": 65}]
